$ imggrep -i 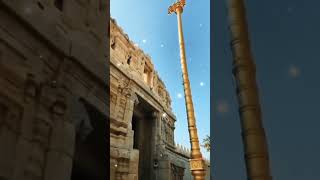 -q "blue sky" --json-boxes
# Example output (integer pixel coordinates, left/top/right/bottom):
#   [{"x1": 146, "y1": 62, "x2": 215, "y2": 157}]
[{"x1": 111, "y1": 0, "x2": 210, "y2": 159}]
